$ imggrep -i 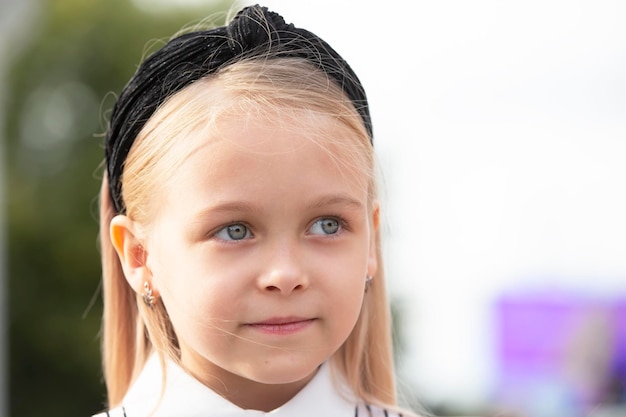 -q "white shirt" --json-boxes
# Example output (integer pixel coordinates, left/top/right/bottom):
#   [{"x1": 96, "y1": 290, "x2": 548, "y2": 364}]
[{"x1": 93, "y1": 356, "x2": 404, "y2": 417}]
